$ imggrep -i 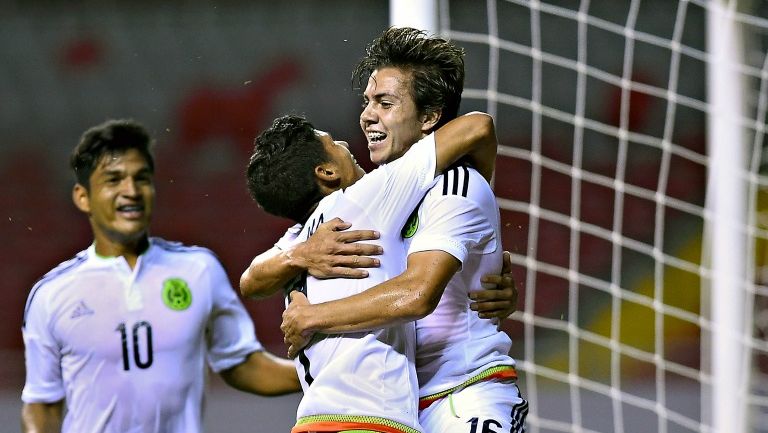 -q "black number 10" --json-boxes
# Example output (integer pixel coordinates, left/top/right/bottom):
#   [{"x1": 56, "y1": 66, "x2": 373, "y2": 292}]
[{"x1": 116, "y1": 321, "x2": 154, "y2": 371}]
